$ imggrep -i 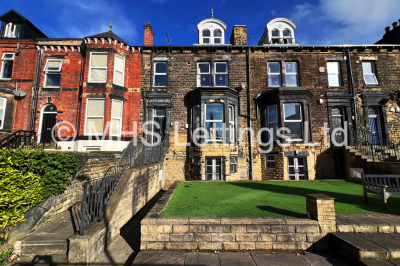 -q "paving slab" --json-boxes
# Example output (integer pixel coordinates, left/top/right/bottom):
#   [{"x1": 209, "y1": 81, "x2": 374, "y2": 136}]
[
  {"x1": 132, "y1": 251, "x2": 185, "y2": 265},
  {"x1": 340, "y1": 214, "x2": 389, "y2": 226},
  {"x1": 218, "y1": 252, "x2": 256, "y2": 266},
  {"x1": 185, "y1": 252, "x2": 220, "y2": 266},
  {"x1": 359, "y1": 259, "x2": 396, "y2": 266},
  {"x1": 359, "y1": 234, "x2": 400, "y2": 258},
  {"x1": 301, "y1": 252, "x2": 347, "y2": 266},
  {"x1": 388, "y1": 259, "x2": 400, "y2": 266},
  {"x1": 251, "y1": 251, "x2": 308, "y2": 266}
]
